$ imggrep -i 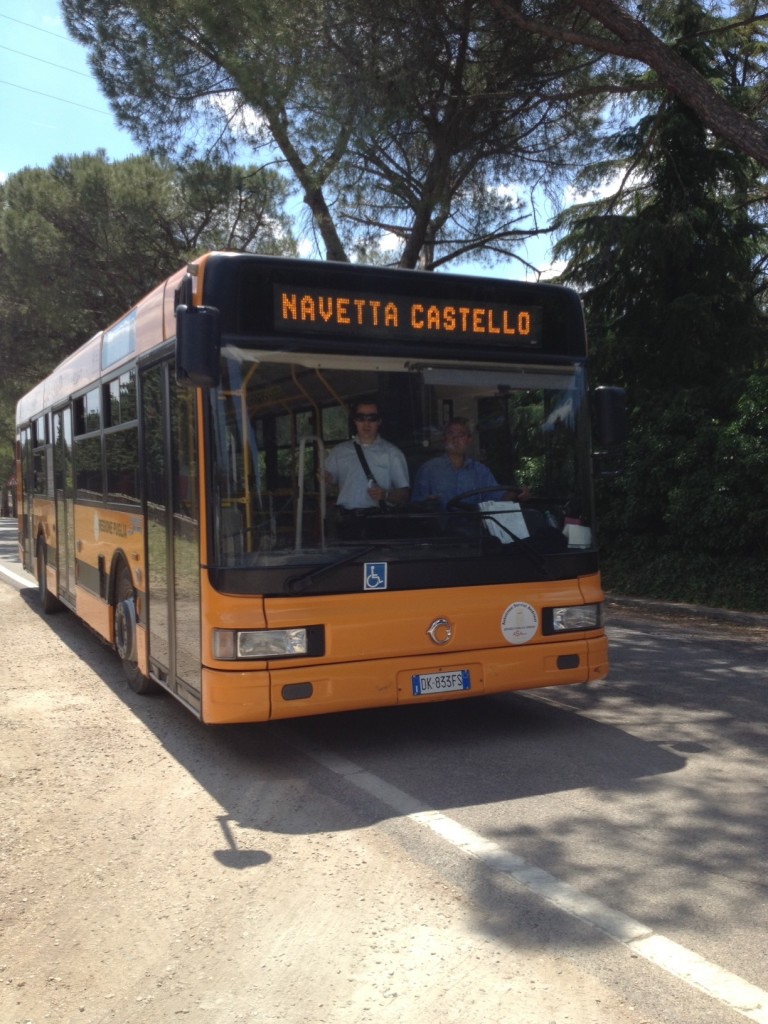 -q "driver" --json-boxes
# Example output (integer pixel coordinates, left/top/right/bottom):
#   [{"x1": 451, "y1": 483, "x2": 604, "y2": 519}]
[{"x1": 411, "y1": 417, "x2": 528, "y2": 510}]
